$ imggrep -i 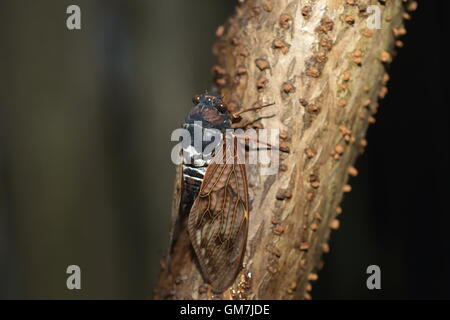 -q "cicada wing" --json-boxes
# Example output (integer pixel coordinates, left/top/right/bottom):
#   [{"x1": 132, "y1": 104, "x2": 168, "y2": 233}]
[{"x1": 187, "y1": 139, "x2": 249, "y2": 292}]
